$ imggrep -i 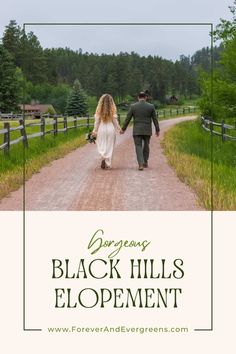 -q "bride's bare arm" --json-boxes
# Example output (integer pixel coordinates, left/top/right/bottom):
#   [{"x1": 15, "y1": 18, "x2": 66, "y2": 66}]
[
  {"x1": 112, "y1": 114, "x2": 122, "y2": 132},
  {"x1": 92, "y1": 114, "x2": 101, "y2": 134}
]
